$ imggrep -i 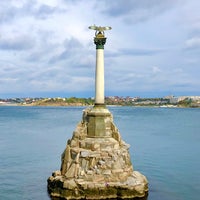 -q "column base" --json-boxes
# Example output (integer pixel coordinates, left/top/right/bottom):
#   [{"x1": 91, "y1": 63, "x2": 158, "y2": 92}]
[{"x1": 94, "y1": 103, "x2": 106, "y2": 109}]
